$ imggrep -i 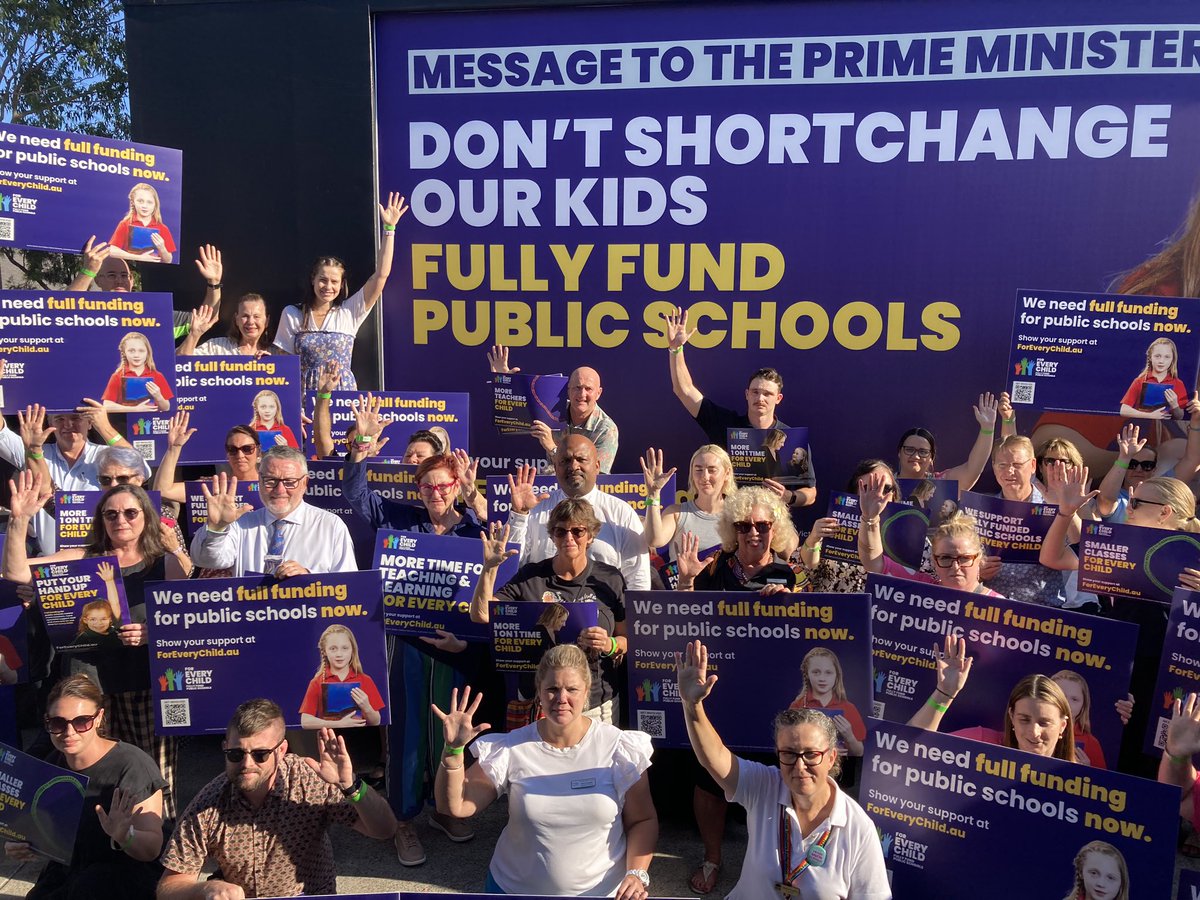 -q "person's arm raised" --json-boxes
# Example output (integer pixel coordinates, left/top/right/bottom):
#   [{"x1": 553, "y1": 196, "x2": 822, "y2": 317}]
[
  {"x1": 1096, "y1": 424, "x2": 1142, "y2": 517},
  {"x1": 69, "y1": 237, "x2": 110, "y2": 291},
  {"x1": 856, "y1": 470, "x2": 890, "y2": 574},
  {"x1": 312, "y1": 363, "x2": 341, "y2": 459},
  {"x1": 908, "y1": 634, "x2": 972, "y2": 730},
  {"x1": 470, "y1": 523, "x2": 516, "y2": 623},
  {"x1": 676, "y1": 640, "x2": 738, "y2": 795},
  {"x1": 1038, "y1": 464, "x2": 1093, "y2": 572},
  {"x1": 433, "y1": 686, "x2": 498, "y2": 818},
  {"x1": 194, "y1": 244, "x2": 223, "y2": 316},
  {"x1": 664, "y1": 307, "x2": 703, "y2": 418},
  {"x1": 360, "y1": 192, "x2": 409, "y2": 310},
  {"x1": 304, "y1": 728, "x2": 397, "y2": 839},
  {"x1": 176, "y1": 305, "x2": 218, "y2": 357},
  {"x1": 1159, "y1": 693, "x2": 1200, "y2": 809},
  {"x1": 939, "y1": 392, "x2": 998, "y2": 491},
  {"x1": 640, "y1": 447, "x2": 678, "y2": 548}
]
